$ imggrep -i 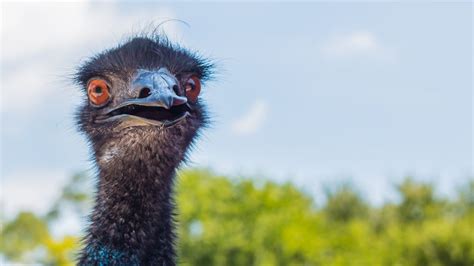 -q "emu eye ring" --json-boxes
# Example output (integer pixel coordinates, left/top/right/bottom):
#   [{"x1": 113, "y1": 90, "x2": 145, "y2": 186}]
[
  {"x1": 87, "y1": 79, "x2": 110, "y2": 106},
  {"x1": 184, "y1": 76, "x2": 201, "y2": 103}
]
